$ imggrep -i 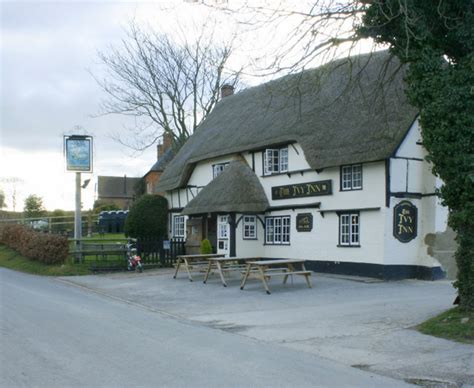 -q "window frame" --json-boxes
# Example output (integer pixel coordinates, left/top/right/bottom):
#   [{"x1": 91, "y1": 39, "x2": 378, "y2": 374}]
[
  {"x1": 265, "y1": 215, "x2": 291, "y2": 245},
  {"x1": 172, "y1": 215, "x2": 185, "y2": 238},
  {"x1": 263, "y1": 147, "x2": 289, "y2": 176},
  {"x1": 212, "y1": 162, "x2": 229, "y2": 179},
  {"x1": 242, "y1": 215, "x2": 257, "y2": 240},
  {"x1": 340, "y1": 164, "x2": 363, "y2": 191},
  {"x1": 338, "y1": 212, "x2": 360, "y2": 247}
]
